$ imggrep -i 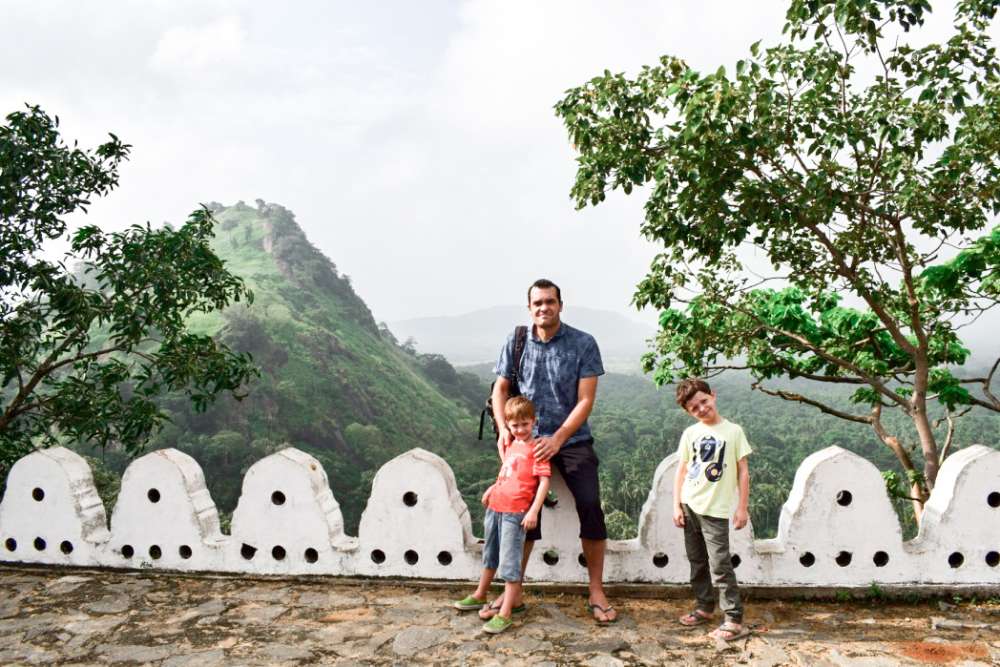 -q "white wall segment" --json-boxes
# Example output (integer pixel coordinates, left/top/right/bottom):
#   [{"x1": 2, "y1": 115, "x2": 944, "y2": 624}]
[
  {"x1": 230, "y1": 447, "x2": 355, "y2": 575},
  {"x1": 0, "y1": 447, "x2": 109, "y2": 566},
  {"x1": 753, "y1": 446, "x2": 907, "y2": 585},
  {"x1": 108, "y1": 448, "x2": 225, "y2": 571},
  {"x1": 1, "y1": 443, "x2": 998, "y2": 588},
  {"x1": 355, "y1": 448, "x2": 480, "y2": 579},
  {"x1": 908, "y1": 444, "x2": 1000, "y2": 584}
]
